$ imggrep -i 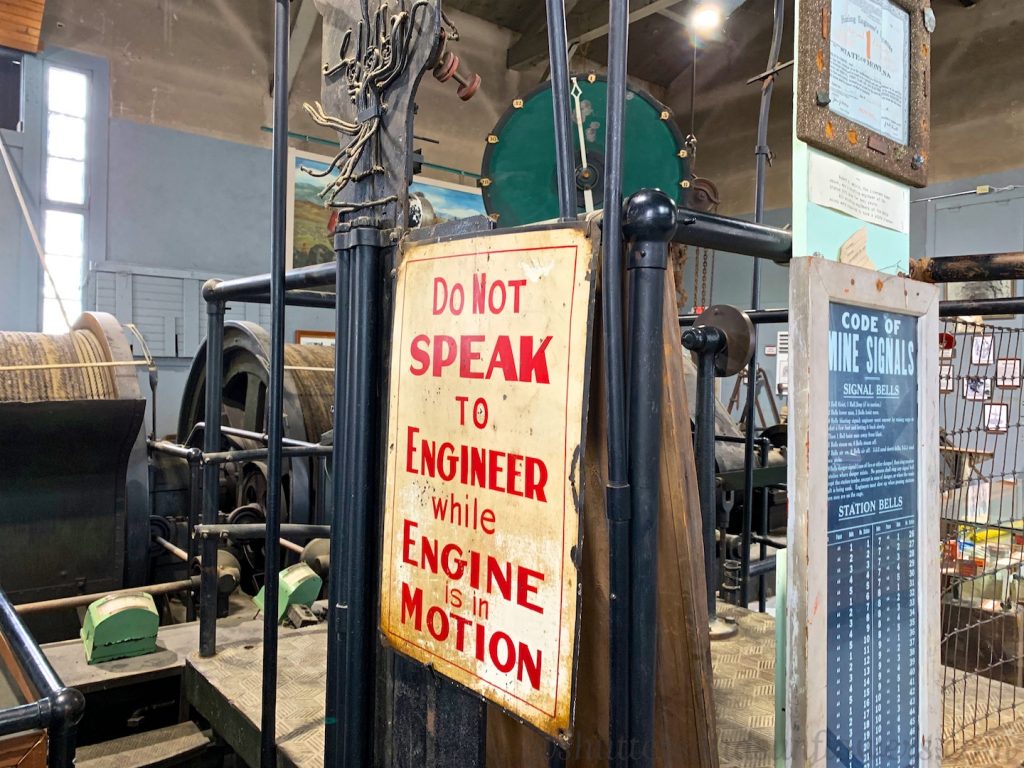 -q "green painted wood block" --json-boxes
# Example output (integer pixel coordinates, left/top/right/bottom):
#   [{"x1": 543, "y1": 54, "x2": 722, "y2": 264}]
[
  {"x1": 81, "y1": 593, "x2": 159, "y2": 664},
  {"x1": 253, "y1": 563, "x2": 322, "y2": 622}
]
